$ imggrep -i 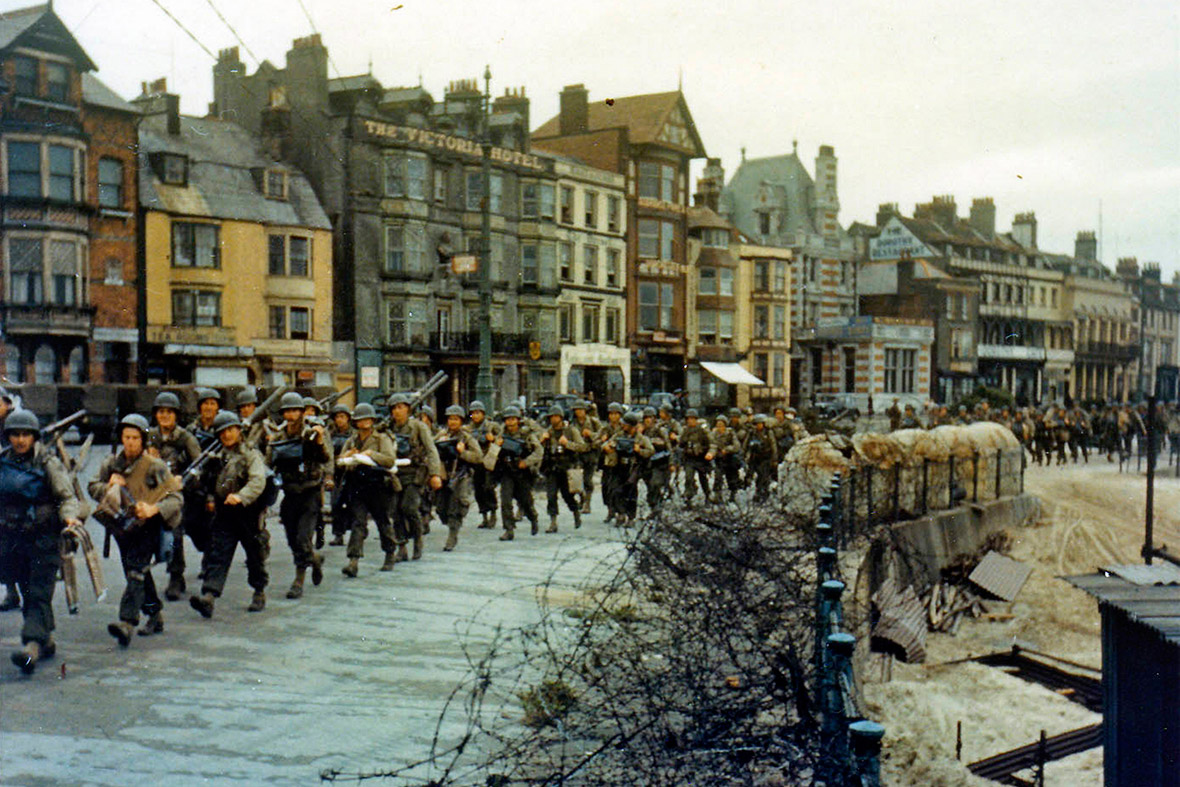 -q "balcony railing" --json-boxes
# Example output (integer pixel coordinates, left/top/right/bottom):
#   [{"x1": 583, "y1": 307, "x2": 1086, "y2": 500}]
[
  {"x1": 2, "y1": 303, "x2": 94, "y2": 336},
  {"x1": 428, "y1": 331, "x2": 558, "y2": 357},
  {"x1": 1075, "y1": 341, "x2": 1140, "y2": 362}
]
